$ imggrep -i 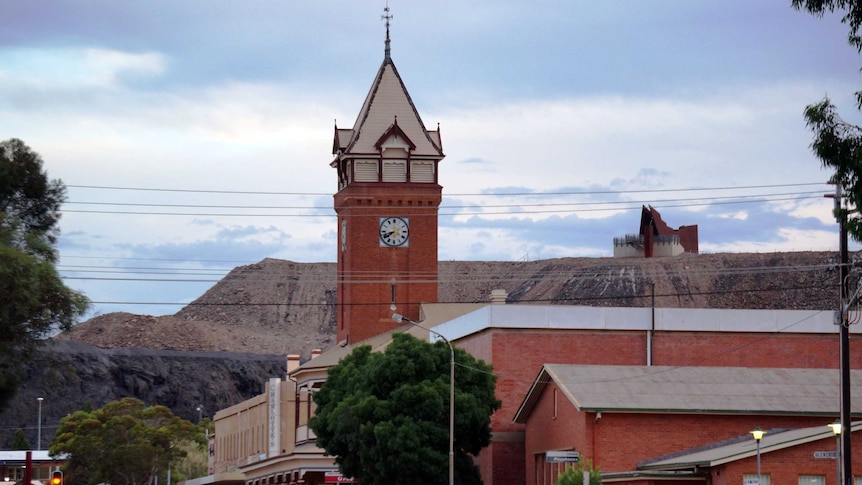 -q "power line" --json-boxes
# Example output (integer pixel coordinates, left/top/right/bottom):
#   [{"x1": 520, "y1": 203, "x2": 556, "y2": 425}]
[
  {"x1": 63, "y1": 190, "x2": 826, "y2": 211},
  {"x1": 57, "y1": 260, "x2": 841, "y2": 289},
  {"x1": 76, "y1": 281, "x2": 835, "y2": 307},
  {"x1": 66, "y1": 185, "x2": 330, "y2": 196},
  {"x1": 59, "y1": 194, "x2": 826, "y2": 217},
  {"x1": 65, "y1": 181, "x2": 827, "y2": 197},
  {"x1": 60, "y1": 254, "x2": 258, "y2": 264}
]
